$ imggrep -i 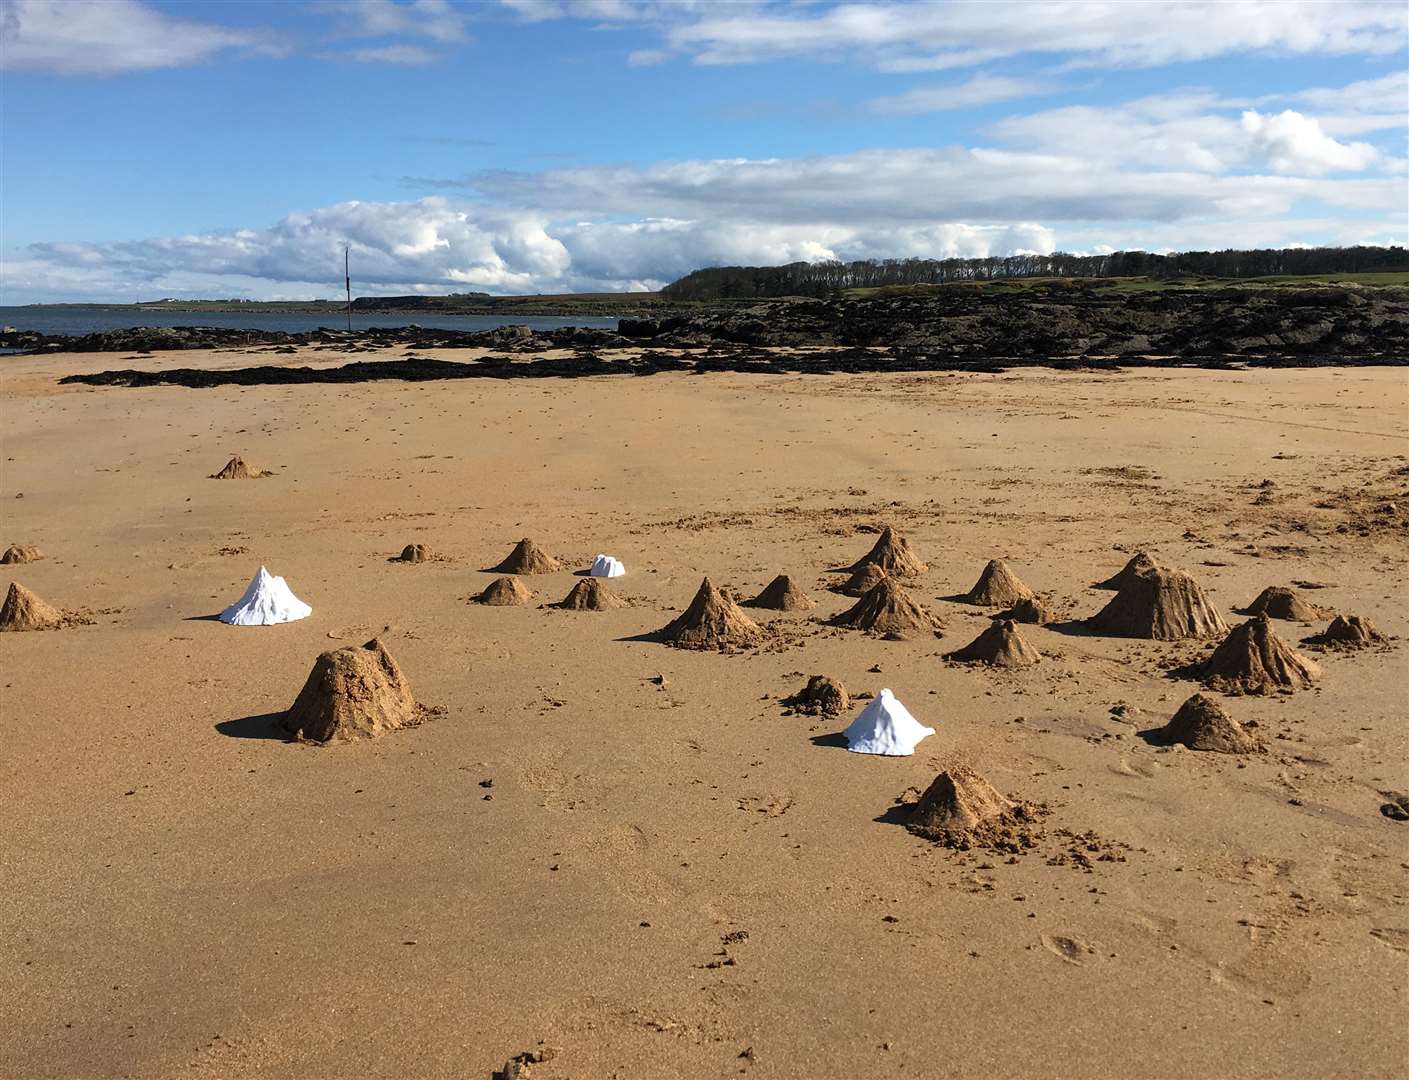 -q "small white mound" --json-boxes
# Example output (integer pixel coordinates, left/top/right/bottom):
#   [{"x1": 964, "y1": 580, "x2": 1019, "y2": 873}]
[
  {"x1": 589, "y1": 554, "x2": 626, "y2": 578},
  {"x1": 219, "y1": 566, "x2": 312, "y2": 626},
  {"x1": 842, "y1": 688, "x2": 935, "y2": 756}
]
